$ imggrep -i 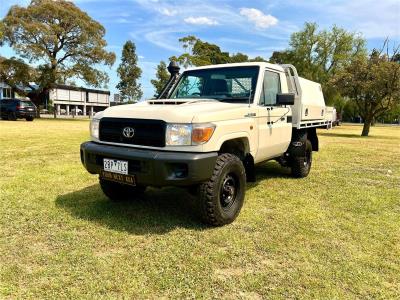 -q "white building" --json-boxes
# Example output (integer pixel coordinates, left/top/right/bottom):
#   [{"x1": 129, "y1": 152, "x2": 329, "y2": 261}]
[
  {"x1": 50, "y1": 84, "x2": 110, "y2": 116},
  {"x1": 0, "y1": 82, "x2": 13, "y2": 100},
  {"x1": 1, "y1": 83, "x2": 110, "y2": 116}
]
